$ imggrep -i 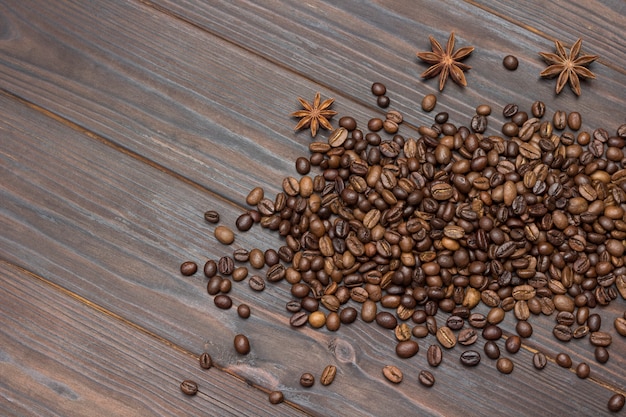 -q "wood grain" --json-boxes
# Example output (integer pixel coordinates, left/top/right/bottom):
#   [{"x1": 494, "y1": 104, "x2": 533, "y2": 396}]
[{"x1": 1, "y1": 0, "x2": 625, "y2": 415}]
